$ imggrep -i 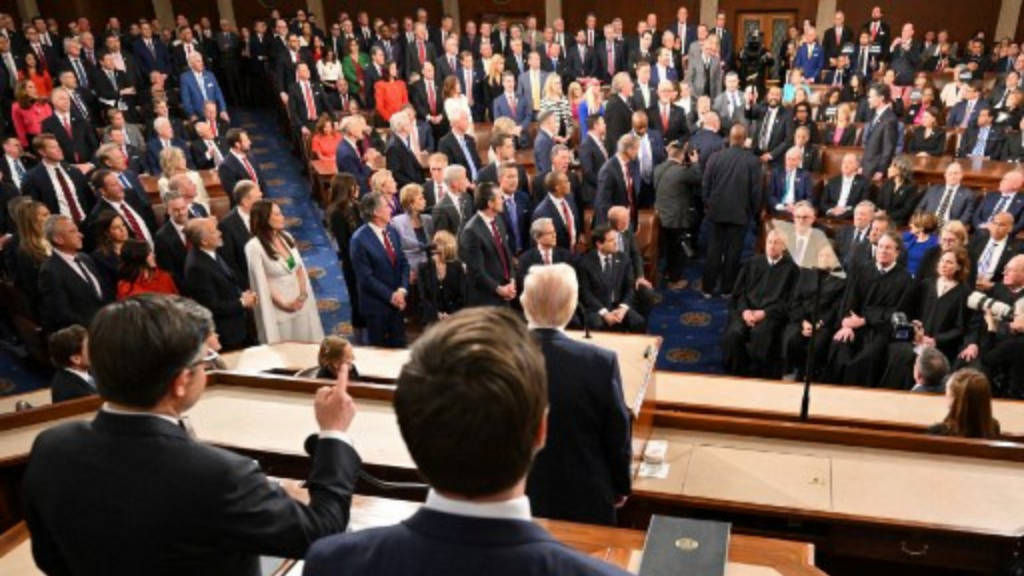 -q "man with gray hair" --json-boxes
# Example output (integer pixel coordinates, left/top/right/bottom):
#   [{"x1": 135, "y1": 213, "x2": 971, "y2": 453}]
[
  {"x1": 515, "y1": 217, "x2": 572, "y2": 295},
  {"x1": 154, "y1": 189, "x2": 190, "y2": 287},
  {"x1": 41, "y1": 87, "x2": 98, "y2": 165},
  {"x1": 594, "y1": 134, "x2": 641, "y2": 227},
  {"x1": 337, "y1": 114, "x2": 378, "y2": 195},
  {"x1": 386, "y1": 110, "x2": 426, "y2": 190},
  {"x1": 38, "y1": 214, "x2": 112, "y2": 333},
  {"x1": 180, "y1": 49, "x2": 228, "y2": 121},
  {"x1": 604, "y1": 72, "x2": 635, "y2": 153},
  {"x1": 910, "y1": 347, "x2": 950, "y2": 393},
  {"x1": 432, "y1": 164, "x2": 473, "y2": 235},
  {"x1": 190, "y1": 121, "x2": 225, "y2": 170},
  {"x1": 145, "y1": 116, "x2": 191, "y2": 175},
  {"x1": 350, "y1": 191, "x2": 410, "y2": 347},
  {"x1": 437, "y1": 106, "x2": 481, "y2": 181}
]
